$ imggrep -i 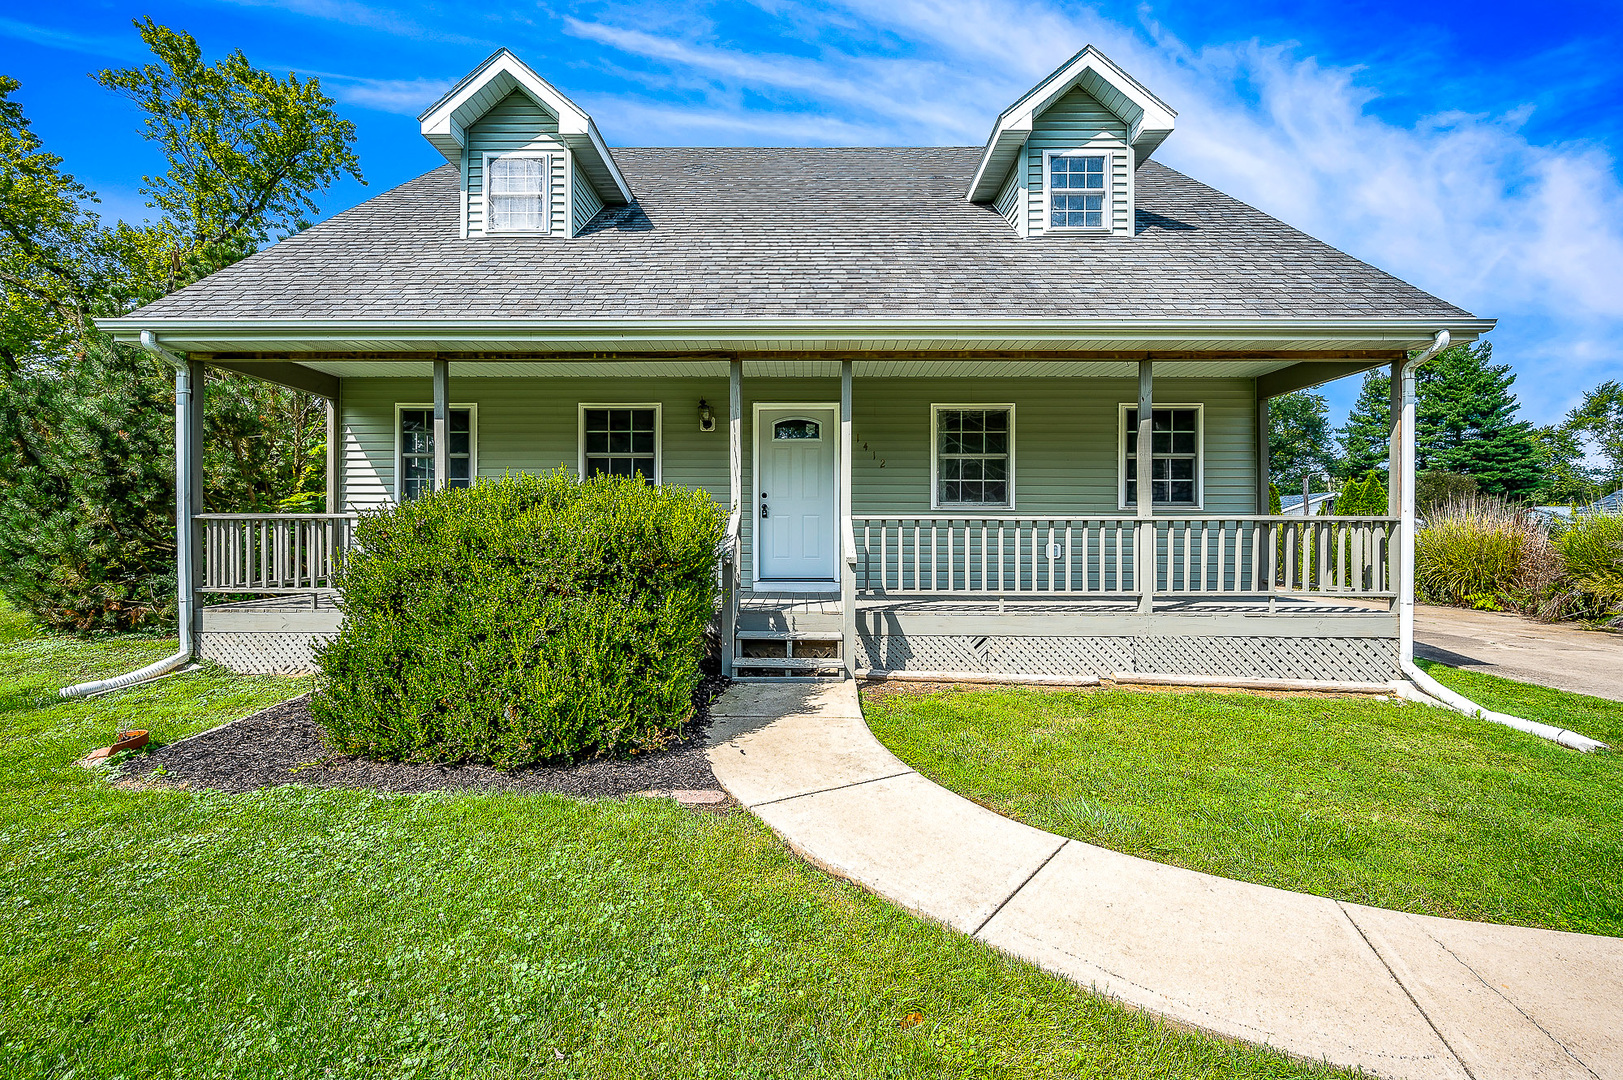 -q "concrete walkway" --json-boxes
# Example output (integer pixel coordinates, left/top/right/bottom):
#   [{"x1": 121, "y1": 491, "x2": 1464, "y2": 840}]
[
  {"x1": 1416, "y1": 604, "x2": 1623, "y2": 702},
  {"x1": 706, "y1": 681, "x2": 1623, "y2": 1080}
]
